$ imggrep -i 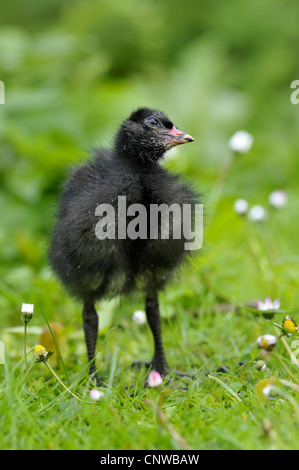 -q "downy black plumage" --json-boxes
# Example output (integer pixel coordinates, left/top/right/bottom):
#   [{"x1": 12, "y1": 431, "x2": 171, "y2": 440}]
[{"x1": 49, "y1": 107, "x2": 198, "y2": 385}]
